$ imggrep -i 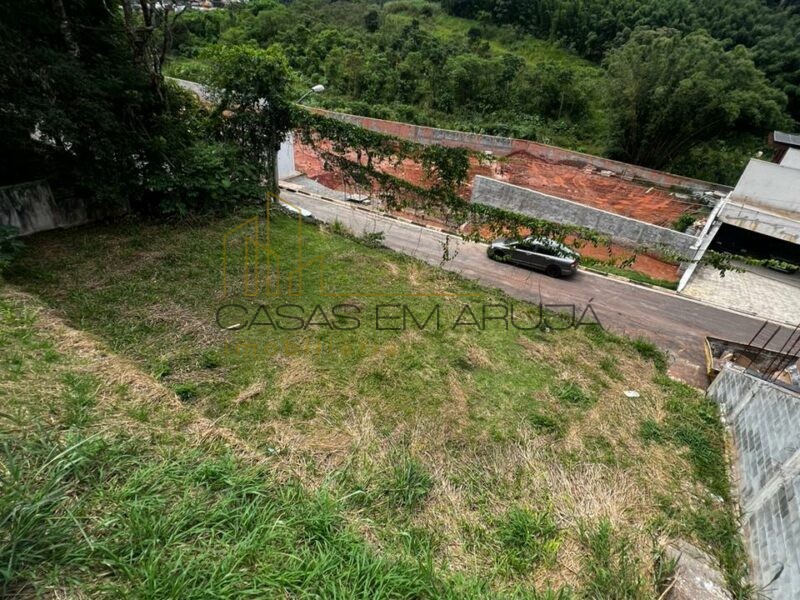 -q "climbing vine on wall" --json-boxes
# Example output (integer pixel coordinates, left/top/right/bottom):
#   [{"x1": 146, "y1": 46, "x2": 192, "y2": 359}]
[
  {"x1": 292, "y1": 108, "x2": 611, "y2": 252},
  {"x1": 292, "y1": 108, "x2": 789, "y2": 280}
]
